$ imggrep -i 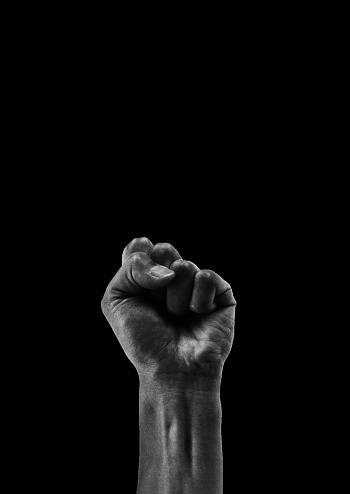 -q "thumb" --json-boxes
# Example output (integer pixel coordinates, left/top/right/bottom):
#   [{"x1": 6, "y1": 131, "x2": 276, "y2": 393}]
[{"x1": 108, "y1": 251, "x2": 175, "y2": 297}]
